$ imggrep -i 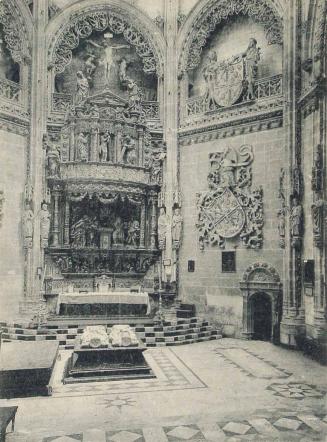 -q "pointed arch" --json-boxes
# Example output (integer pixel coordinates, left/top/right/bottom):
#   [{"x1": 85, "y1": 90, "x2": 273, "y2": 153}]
[{"x1": 177, "y1": 0, "x2": 284, "y2": 74}]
